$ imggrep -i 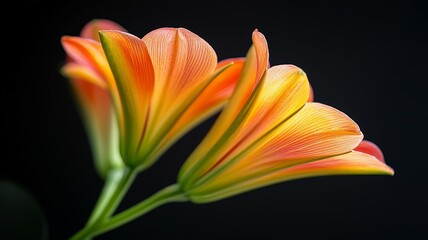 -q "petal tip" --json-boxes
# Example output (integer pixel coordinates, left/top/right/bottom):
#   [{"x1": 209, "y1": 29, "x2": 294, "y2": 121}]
[
  {"x1": 60, "y1": 35, "x2": 72, "y2": 44},
  {"x1": 388, "y1": 167, "x2": 395, "y2": 176},
  {"x1": 81, "y1": 19, "x2": 127, "y2": 41},
  {"x1": 355, "y1": 140, "x2": 385, "y2": 162}
]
